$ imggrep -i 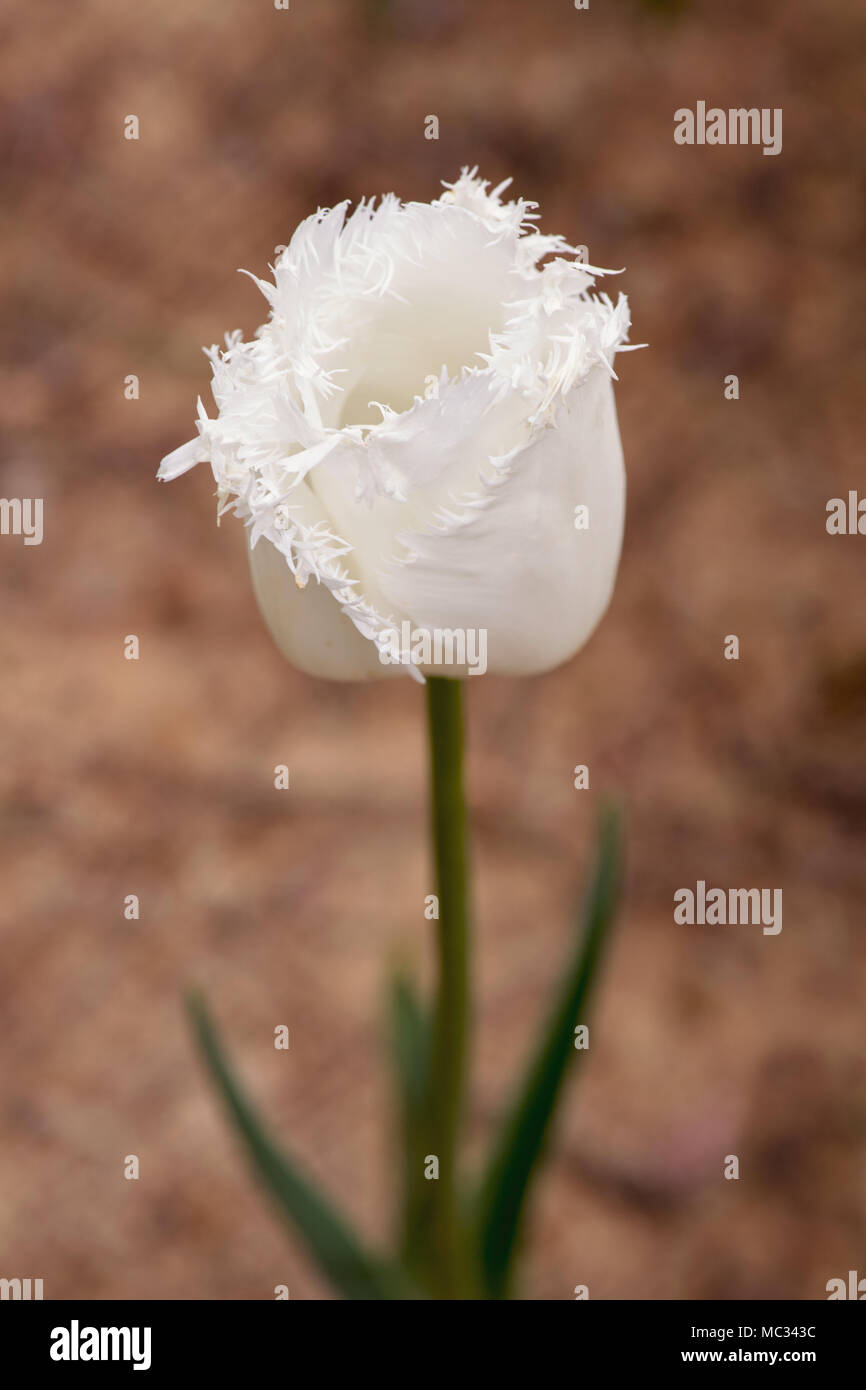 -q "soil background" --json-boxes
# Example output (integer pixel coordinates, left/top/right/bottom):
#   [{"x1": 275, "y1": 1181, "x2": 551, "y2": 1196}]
[{"x1": 1, "y1": 0, "x2": 864, "y2": 1299}]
